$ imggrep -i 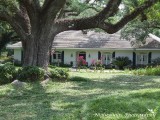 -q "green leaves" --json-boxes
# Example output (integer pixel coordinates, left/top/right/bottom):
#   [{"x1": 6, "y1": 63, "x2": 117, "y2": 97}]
[
  {"x1": 113, "y1": 57, "x2": 131, "y2": 70},
  {"x1": 121, "y1": 19, "x2": 160, "y2": 44},
  {"x1": 50, "y1": 67, "x2": 69, "y2": 80},
  {"x1": 0, "y1": 63, "x2": 17, "y2": 84},
  {"x1": 18, "y1": 66, "x2": 45, "y2": 82},
  {"x1": 121, "y1": 1, "x2": 160, "y2": 43},
  {"x1": 0, "y1": 0, "x2": 18, "y2": 14}
]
